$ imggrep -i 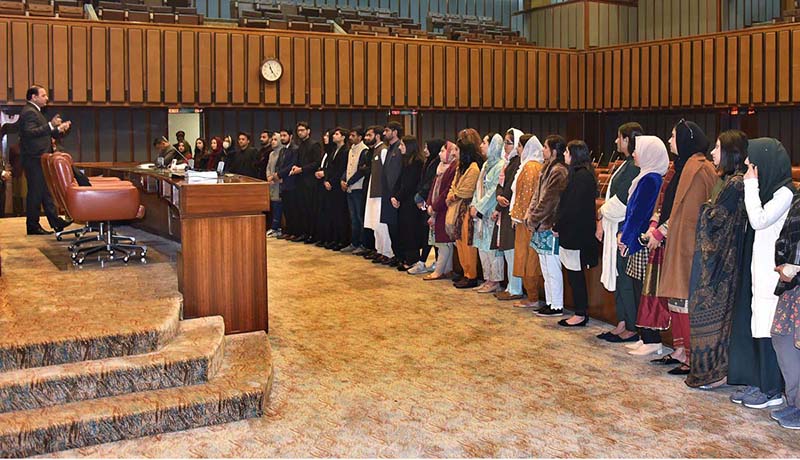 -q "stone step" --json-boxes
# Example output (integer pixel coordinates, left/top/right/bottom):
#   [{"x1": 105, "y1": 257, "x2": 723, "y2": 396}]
[
  {"x1": 0, "y1": 316, "x2": 226, "y2": 413},
  {"x1": 0, "y1": 331, "x2": 273, "y2": 458}
]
